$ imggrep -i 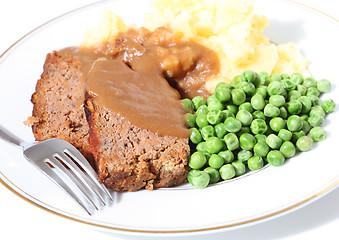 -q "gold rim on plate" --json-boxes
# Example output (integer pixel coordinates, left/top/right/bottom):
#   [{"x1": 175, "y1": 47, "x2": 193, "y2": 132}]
[{"x1": 0, "y1": 0, "x2": 338, "y2": 235}]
